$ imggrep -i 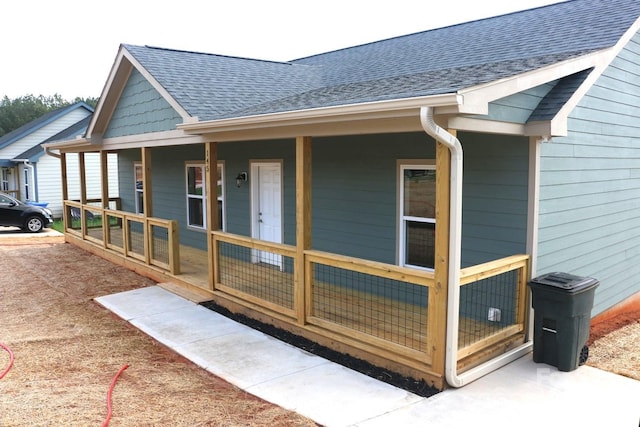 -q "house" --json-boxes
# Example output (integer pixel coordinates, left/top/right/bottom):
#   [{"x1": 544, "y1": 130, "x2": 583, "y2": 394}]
[
  {"x1": 44, "y1": 0, "x2": 640, "y2": 389},
  {"x1": 0, "y1": 102, "x2": 119, "y2": 218}
]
